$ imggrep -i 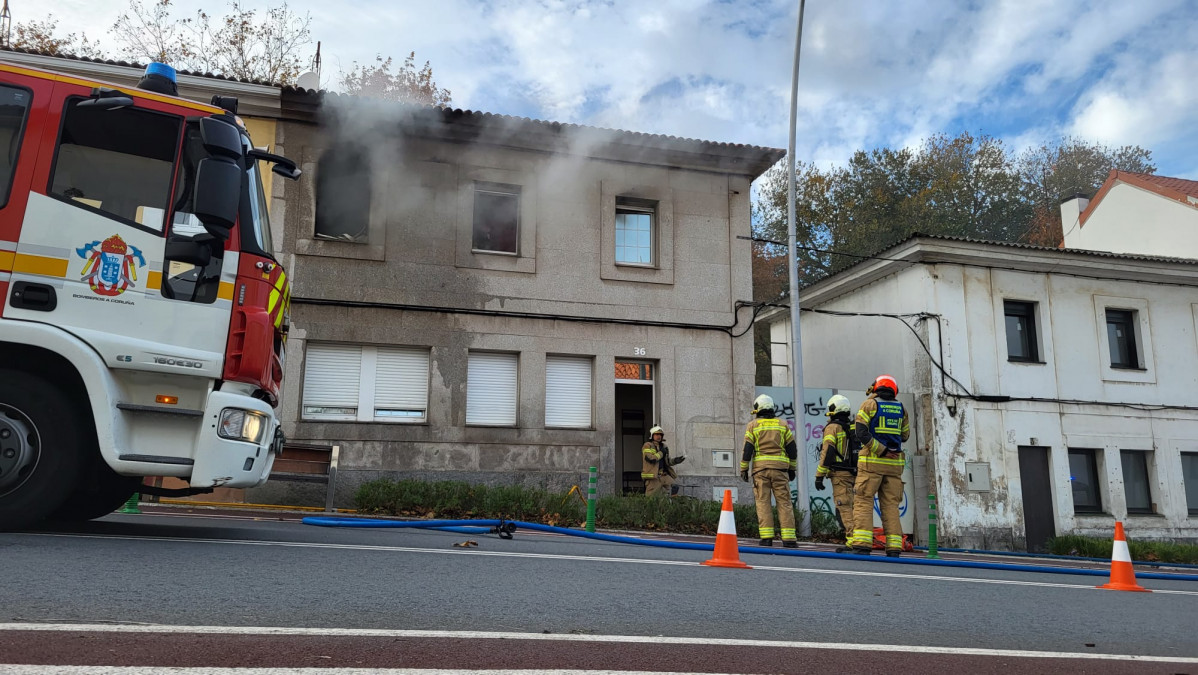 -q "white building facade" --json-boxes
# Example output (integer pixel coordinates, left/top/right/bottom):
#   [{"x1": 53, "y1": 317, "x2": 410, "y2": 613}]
[
  {"x1": 1062, "y1": 170, "x2": 1198, "y2": 258},
  {"x1": 770, "y1": 235, "x2": 1198, "y2": 549}
]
